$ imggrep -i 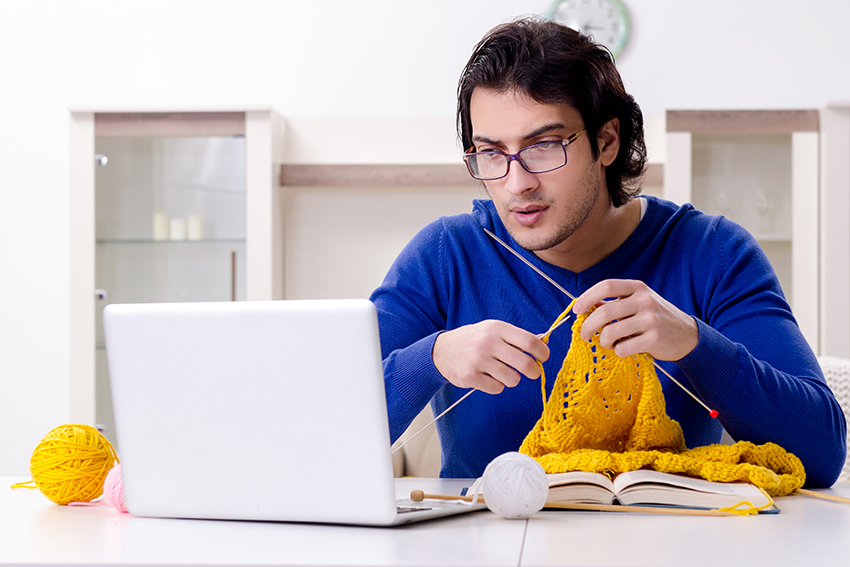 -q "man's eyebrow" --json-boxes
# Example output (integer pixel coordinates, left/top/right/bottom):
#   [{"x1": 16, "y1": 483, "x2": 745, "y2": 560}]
[
  {"x1": 471, "y1": 134, "x2": 500, "y2": 145},
  {"x1": 471, "y1": 123, "x2": 569, "y2": 146},
  {"x1": 523, "y1": 122, "x2": 568, "y2": 140}
]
